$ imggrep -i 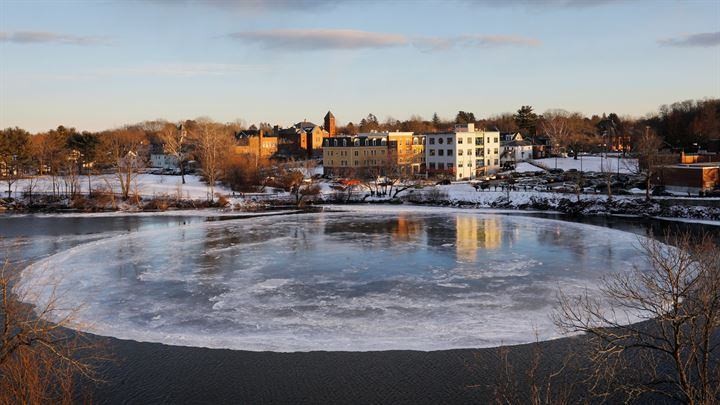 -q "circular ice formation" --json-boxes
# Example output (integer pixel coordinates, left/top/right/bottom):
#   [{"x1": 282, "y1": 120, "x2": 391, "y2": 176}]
[{"x1": 19, "y1": 210, "x2": 649, "y2": 352}]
